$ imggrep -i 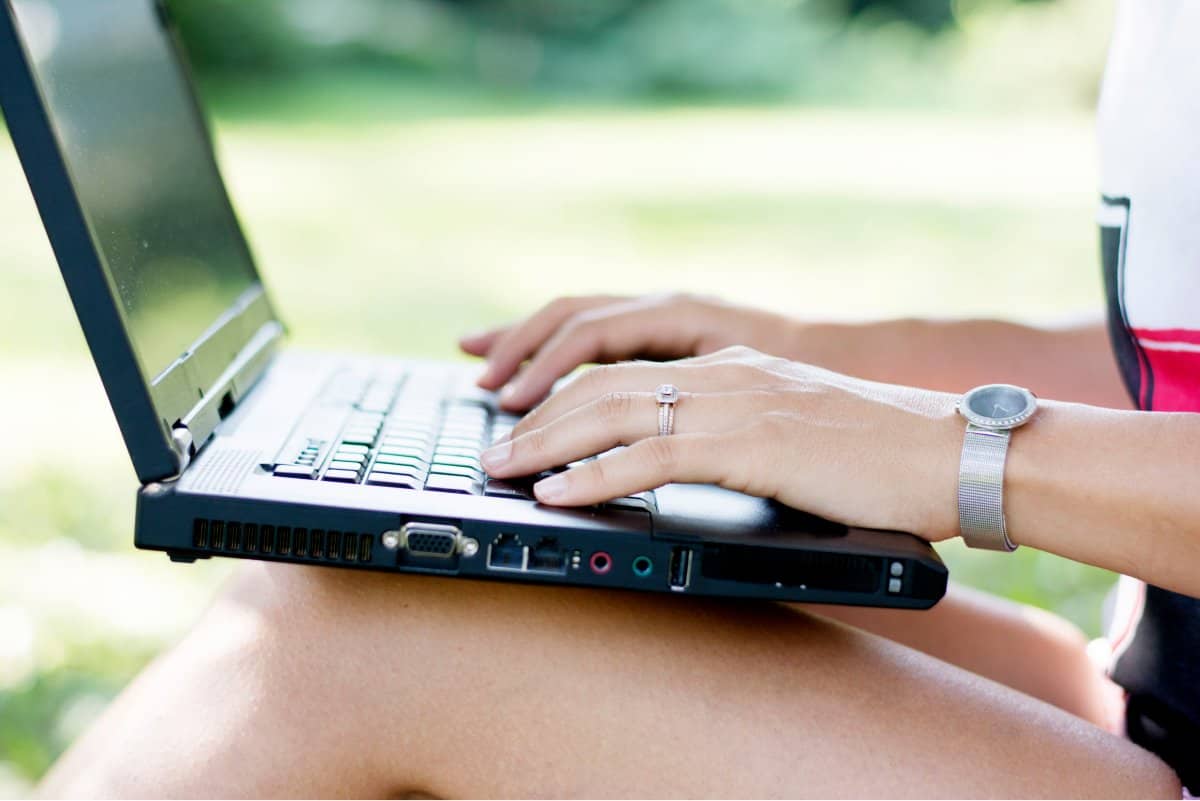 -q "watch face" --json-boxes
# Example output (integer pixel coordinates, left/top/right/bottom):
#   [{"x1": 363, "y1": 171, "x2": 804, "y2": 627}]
[{"x1": 959, "y1": 384, "x2": 1037, "y2": 429}]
